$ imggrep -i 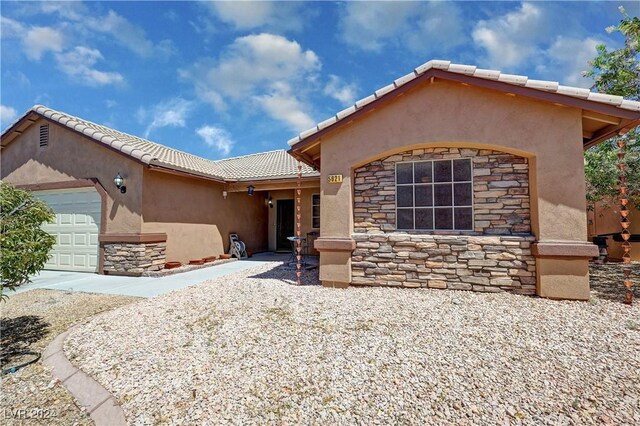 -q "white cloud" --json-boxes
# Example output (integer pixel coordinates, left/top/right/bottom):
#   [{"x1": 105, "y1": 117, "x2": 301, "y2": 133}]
[
  {"x1": 85, "y1": 10, "x2": 158, "y2": 57},
  {"x1": 143, "y1": 98, "x2": 193, "y2": 138},
  {"x1": 3, "y1": 70, "x2": 31, "y2": 87},
  {"x1": 55, "y1": 46, "x2": 124, "y2": 86},
  {"x1": 182, "y1": 33, "x2": 319, "y2": 101},
  {"x1": 196, "y1": 125, "x2": 234, "y2": 156},
  {"x1": 253, "y1": 82, "x2": 315, "y2": 132},
  {"x1": 472, "y1": 2, "x2": 547, "y2": 69},
  {"x1": 323, "y1": 75, "x2": 358, "y2": 105},
  {"x1": 1, "y1": 17, "x2": 65, "y2": 60},
  {"x1": 0, "y1": 16, "x2": 25, "y2": 38},
  {"x1": 0, "y1": 105, "x2": 18, "y2": 127},
  {"x1": 541, "y1": 36, "x2": 602, "y2": 87},
  {"x1": 407, "y1": 2, "x2": 466, "y2": 54},
  {"x1": 32, "y1": 4, "x2": 173, "y2": 58},
  {"x1": 471, "y1": 2, "x2": 605, "y2": 87},
  {"x1": 23, "y1": 26, "x2": 65, "y2": 60},
  {"x1": 205, "y1": 1, "x2": 305, "y2": 31},
  {"x1": 180, "y1": 33, "x2": 320, "y2": 131},
  {"x1": 339, "y1": 2, "x2": 420, "y2": 52},
  {"x1": 339, "y1": 1, "x2": 465, "y2": 53}
]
